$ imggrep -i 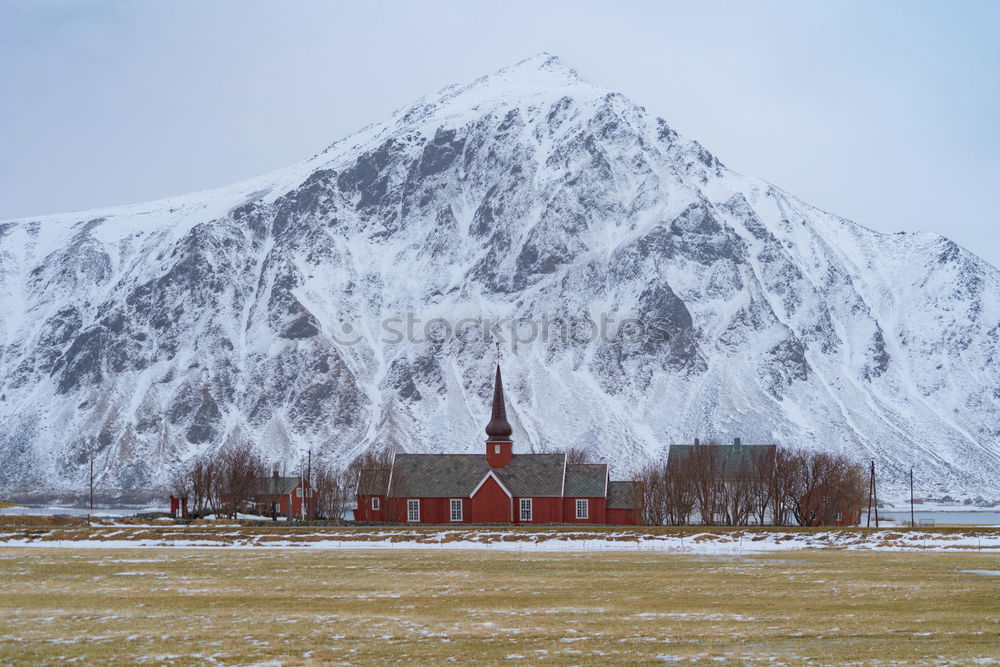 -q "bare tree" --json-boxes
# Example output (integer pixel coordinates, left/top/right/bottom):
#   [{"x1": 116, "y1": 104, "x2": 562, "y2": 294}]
[
  {"x1": 188, "y1": 455, "x2": 216, "y2": 517},
  {"x1": 687, "y1": 443, "x2": 722, "y2": 525},
  {"x1": 636, "y1": 460, "x2": 668, "y2": 526},
  {"x1": 214, "y1": 442, "x2": 267, "y2": 520},
  {"x1": 347, "y1": 447, "x2": 397, "y2": 521},
  {"x1": 770, "y1": 447, "x2": 801, "y2": 526},
  {"x1": 347, "y1": 448, "x2": 394, "y2": 480},
  {"x1": 749, "y1": 446, "x2": 776, "y2": 525},
  {"x1": 779, "y1": 450, "x2": 866, "y2": 526},
  {"x1": 718, "y1": 456, "x2": 754, "y2": 526},
  {"x1": 313, "y1": 461, "x2": 354, "y2": 523},
  {"x1": 634, "y1": 451, "x2": 695, "y2": 526},
  {"x1": 810, "y1": 452, "x2": 867, "y2": 525},
  {"x1": 640, "y1": 442, "x2": 865, "y2": 528},
  {"x1": 169, "y1": 466, "x2": 192, "y2": 503},
  {"x1": 563, "y1": 447, "x2": 594, "y2": 464},
  {"x1": 663, "y1": 455, "x2": 695, "y2": 525}
]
